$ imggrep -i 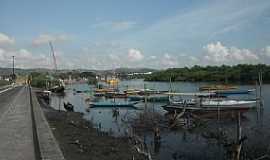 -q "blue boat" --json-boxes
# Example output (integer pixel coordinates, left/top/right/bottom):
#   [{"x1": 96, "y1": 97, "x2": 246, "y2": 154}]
[{"x1": 89, "y1": 101, "x2": 138, "y2": 109}]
